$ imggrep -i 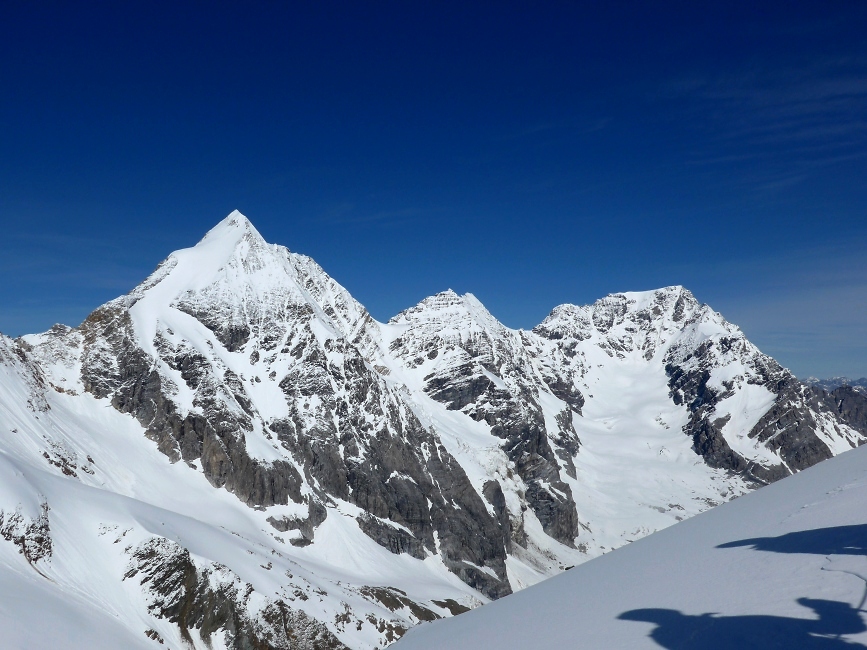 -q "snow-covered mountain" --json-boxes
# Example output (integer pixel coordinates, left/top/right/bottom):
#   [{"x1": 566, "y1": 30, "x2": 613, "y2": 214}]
[
  {"x1": 1, "y1": 210, "x2": 865, "y2": 649},
  {"x1": 396, "y1": 433, "x2": 867, "y2": 649}
]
